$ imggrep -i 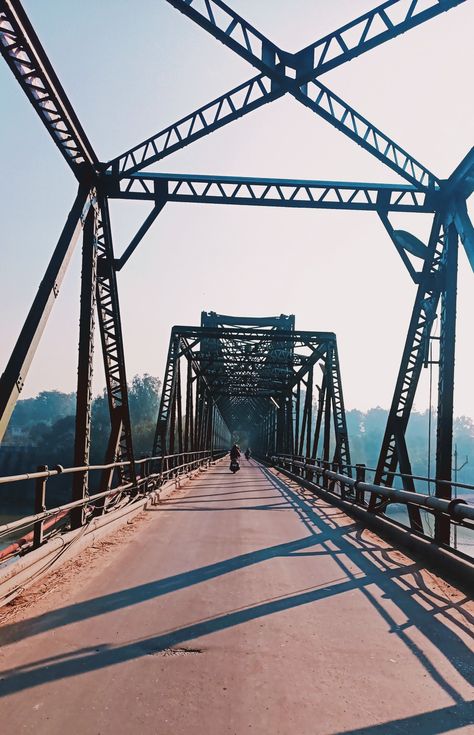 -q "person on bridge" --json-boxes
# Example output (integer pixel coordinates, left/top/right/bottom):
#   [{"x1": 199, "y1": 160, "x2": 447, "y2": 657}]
[
  {"x1": 229, "y1": 443, "x2": 241, "y2": 473},
  {"x1": 230, "y1": 444, "x2": 241, "y2": 461},
  {"x1": 245, "y1": 448, "x2": 251, "y2": 461}
]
